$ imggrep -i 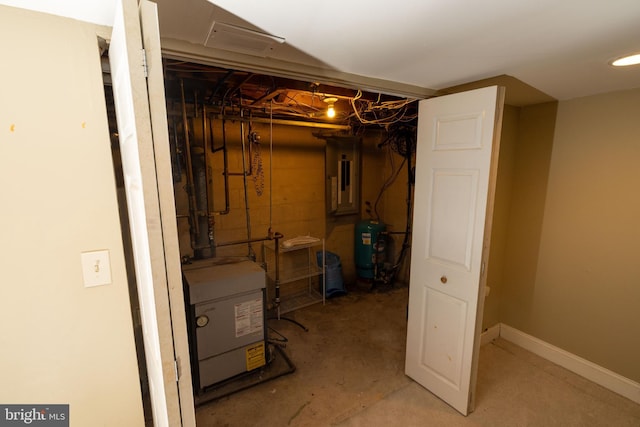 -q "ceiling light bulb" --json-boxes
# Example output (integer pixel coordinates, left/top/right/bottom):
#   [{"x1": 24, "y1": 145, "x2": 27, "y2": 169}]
[
  {"x1": 323, "y1": 97, "x2": 338, "y2": 119},
  {"x1": 327, "y1": 104, "x2": 336, "y2": 118},
  {"x1": 611, "y1": 53, "x2": 640, "y2": 67}
]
